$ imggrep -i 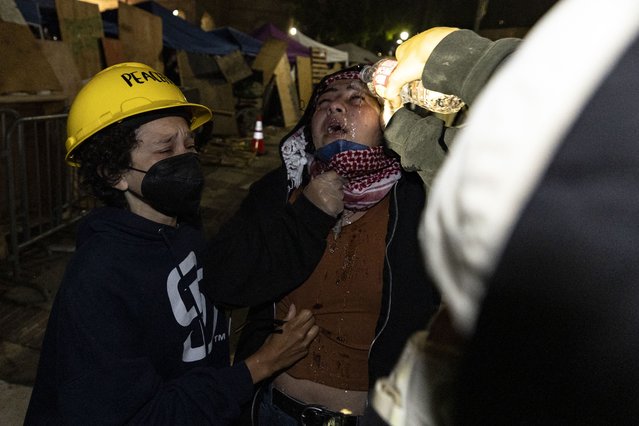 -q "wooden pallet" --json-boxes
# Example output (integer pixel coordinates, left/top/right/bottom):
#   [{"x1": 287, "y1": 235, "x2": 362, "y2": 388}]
[{"x1": 311, "y1": 47, "x2": 330, "y2": 84}]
